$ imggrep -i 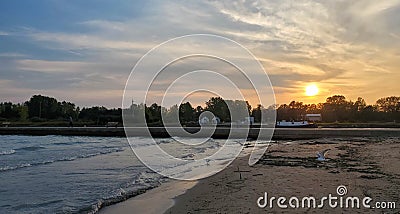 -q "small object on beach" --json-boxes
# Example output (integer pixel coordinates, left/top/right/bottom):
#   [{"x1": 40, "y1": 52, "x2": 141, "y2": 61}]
[
  {"x1": 316, "y1": 149, "x2": 330, "y2": 161},
  {"x1": 237, "y1": 166, "x2": 242, "y2": 180},
  {"x1": 234, "y1": 166, "x2": 250, "y2": 180},
  {"x1": 182, "y1": 153, "x2": 195, "y2": 159},
  {"x1": 119, "y1": 188, "x2": 126, "y2": 196},
  {"x1": 69, "y1": 116, "x2": 73, "y2": 128},
  {"x1": 243, "y1": 142, "x2": 252, "y2": 148}
]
